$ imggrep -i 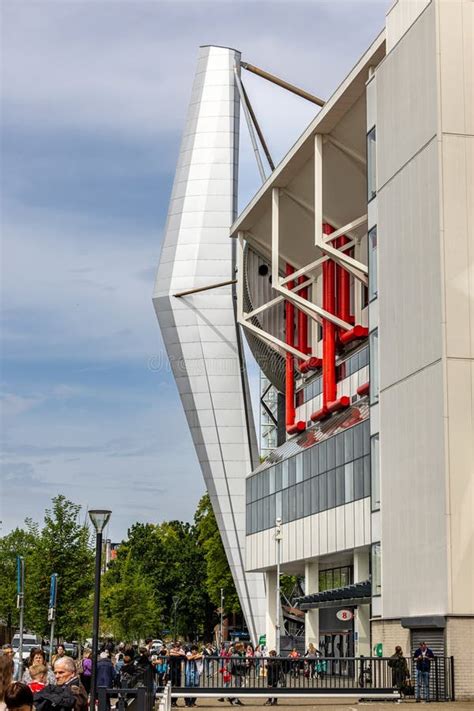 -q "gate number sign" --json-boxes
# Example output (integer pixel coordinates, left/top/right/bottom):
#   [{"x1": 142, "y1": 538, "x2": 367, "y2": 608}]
[{"x1": 336, "y1": 609, "x2": 353, "y2": 621}]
